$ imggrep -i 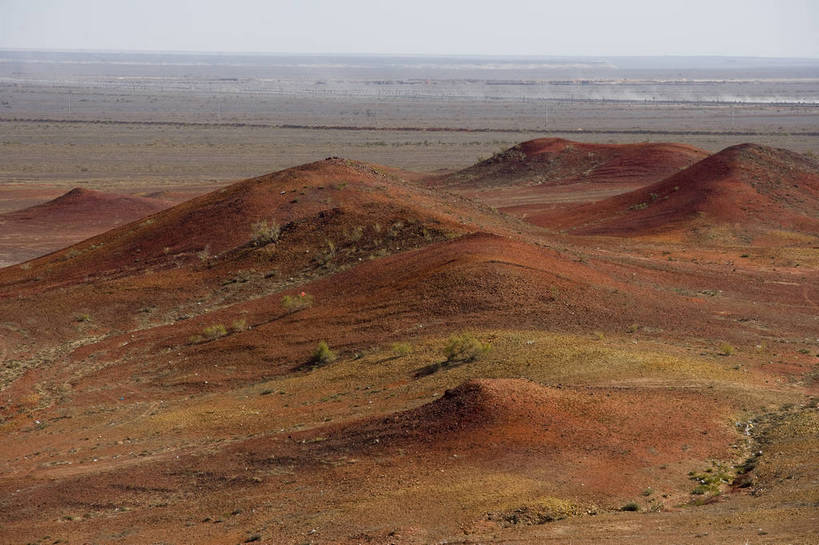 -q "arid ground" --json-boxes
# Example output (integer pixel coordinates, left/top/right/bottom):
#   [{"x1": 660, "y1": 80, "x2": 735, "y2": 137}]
[{"x1": 0, "y1": 52, "x2": 817, "y2": 545}]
